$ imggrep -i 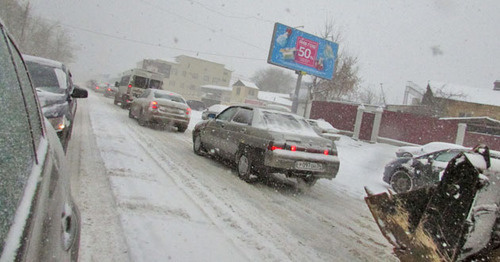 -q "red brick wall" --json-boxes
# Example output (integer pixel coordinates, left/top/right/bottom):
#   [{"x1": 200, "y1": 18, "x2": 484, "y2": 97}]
[
  {"x1": 310, "y1": 101, "x2": 500, "y2": 150},
  {"x1": 464, "y1": 132, "x2": 500, "y2": 149},
  {"x1": 310, "y1": 101, "x2": 358, "y2": 131},
  {"x1": 379, "y1": 111, "x2": 458, "y2": 145}
]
